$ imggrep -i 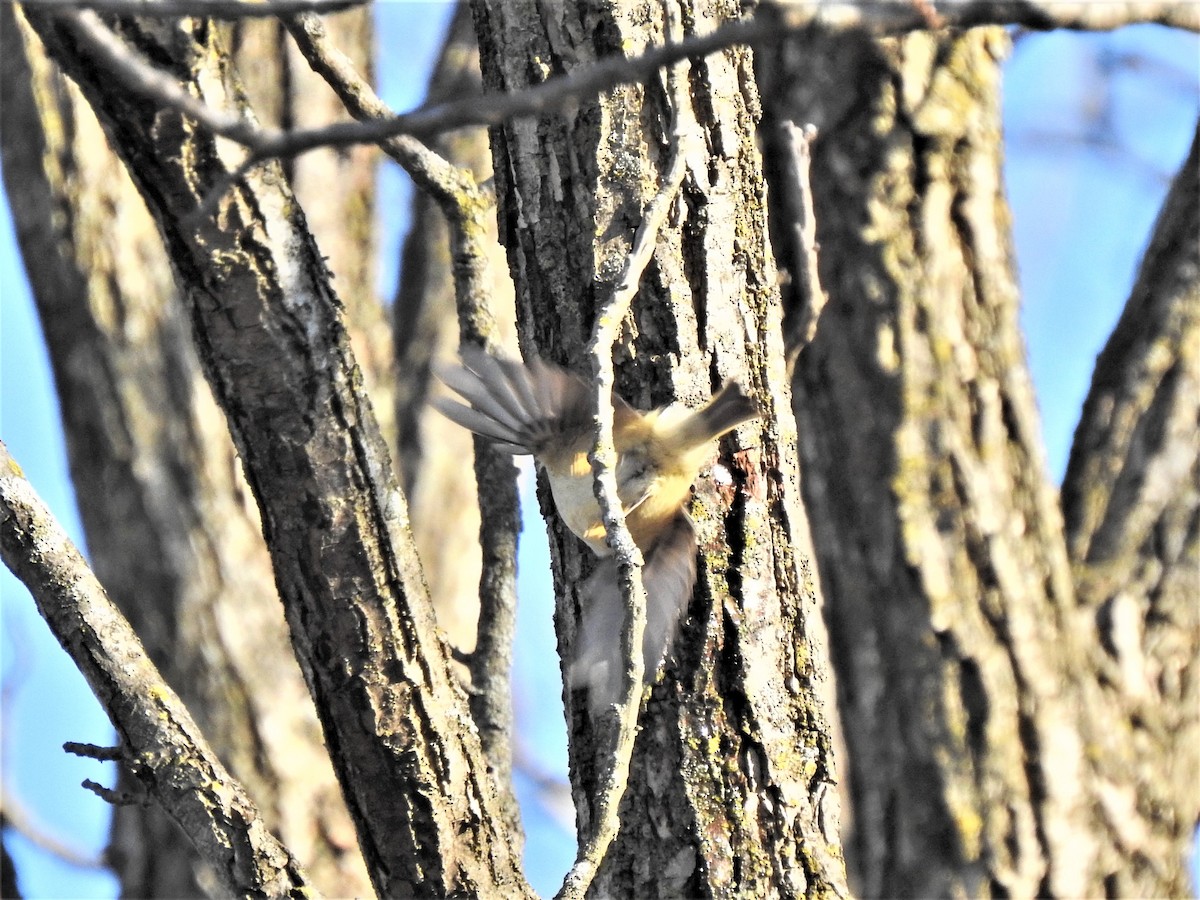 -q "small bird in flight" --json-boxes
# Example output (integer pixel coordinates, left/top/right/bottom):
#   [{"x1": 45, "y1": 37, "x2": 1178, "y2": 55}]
[{"x1": 434, "y1": 347, "x2": 758, "y2": 714}]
